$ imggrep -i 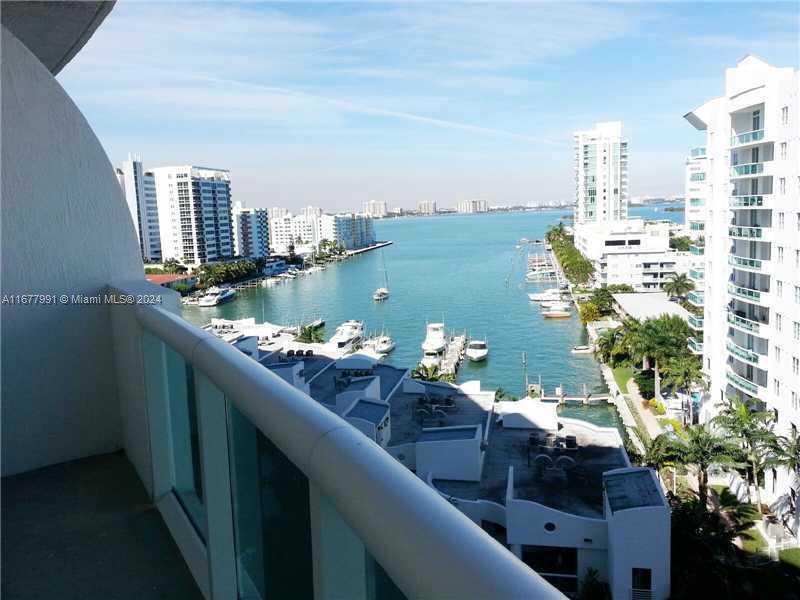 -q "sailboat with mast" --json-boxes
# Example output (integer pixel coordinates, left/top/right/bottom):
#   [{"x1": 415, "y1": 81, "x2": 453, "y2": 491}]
[{"x1": 373, "y1": 251, "x2": 390, "y2": 301}]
